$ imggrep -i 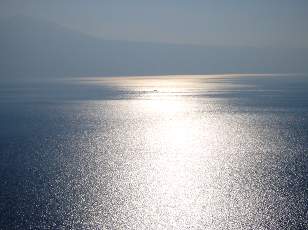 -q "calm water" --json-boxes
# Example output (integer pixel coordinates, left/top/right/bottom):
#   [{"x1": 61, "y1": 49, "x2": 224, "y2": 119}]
[{"x1": 0, "y1": 75, "x2": 307, "y2": 229}]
